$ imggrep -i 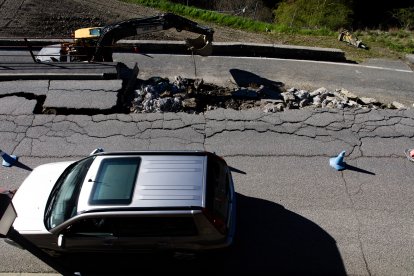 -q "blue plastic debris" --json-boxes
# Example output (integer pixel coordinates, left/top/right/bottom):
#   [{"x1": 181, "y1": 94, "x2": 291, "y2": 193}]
[
  {"x1": 329, "y1": 150, "x2": 346, "y2": 171},
  {"x1": 1, "y1": 150, "x2": 18, "y2": 167}
]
